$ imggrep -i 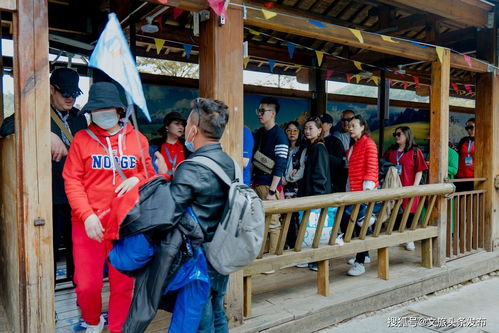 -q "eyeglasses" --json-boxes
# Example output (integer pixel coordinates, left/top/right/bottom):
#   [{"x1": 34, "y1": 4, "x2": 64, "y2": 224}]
[
  {"x1": 393, "y1": 132, "x2": 402, "y2": 137},
  {"x1": 465, "y1": 125, "x2": 475, "y2": 130},
  {"x1": 256, "y1": 108, "x2": 272, "y2": 116},
  {"x1": 54, "y1": 86, "x2": 81, "y2": 99},
  {"x1": 341, "y1": 116, "x2": 354, "y2": 122},
  {"x1": 286, "y1": 129, "x2": 299, "y2": 135}
]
